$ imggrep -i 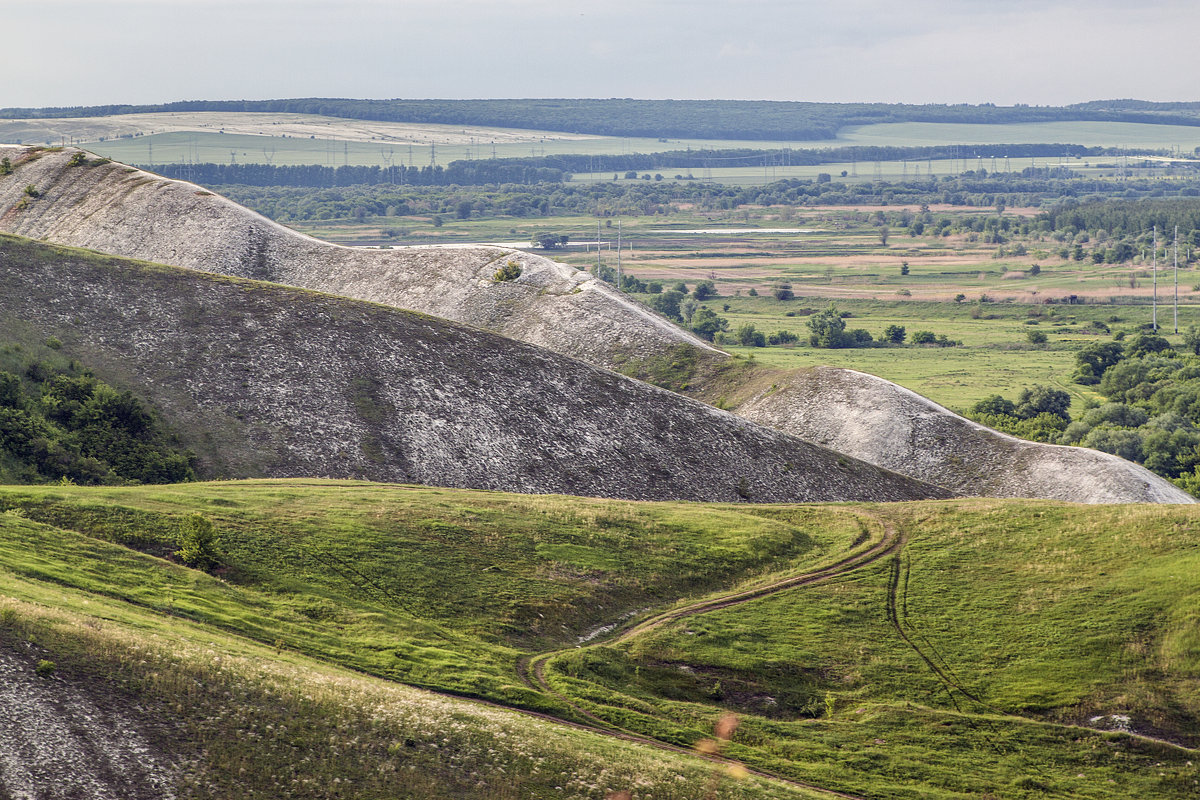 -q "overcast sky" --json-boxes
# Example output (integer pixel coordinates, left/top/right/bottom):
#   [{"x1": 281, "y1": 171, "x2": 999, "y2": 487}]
[{"x1": 8, "y1": 0, "x2": 1198, "y2": 109}]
